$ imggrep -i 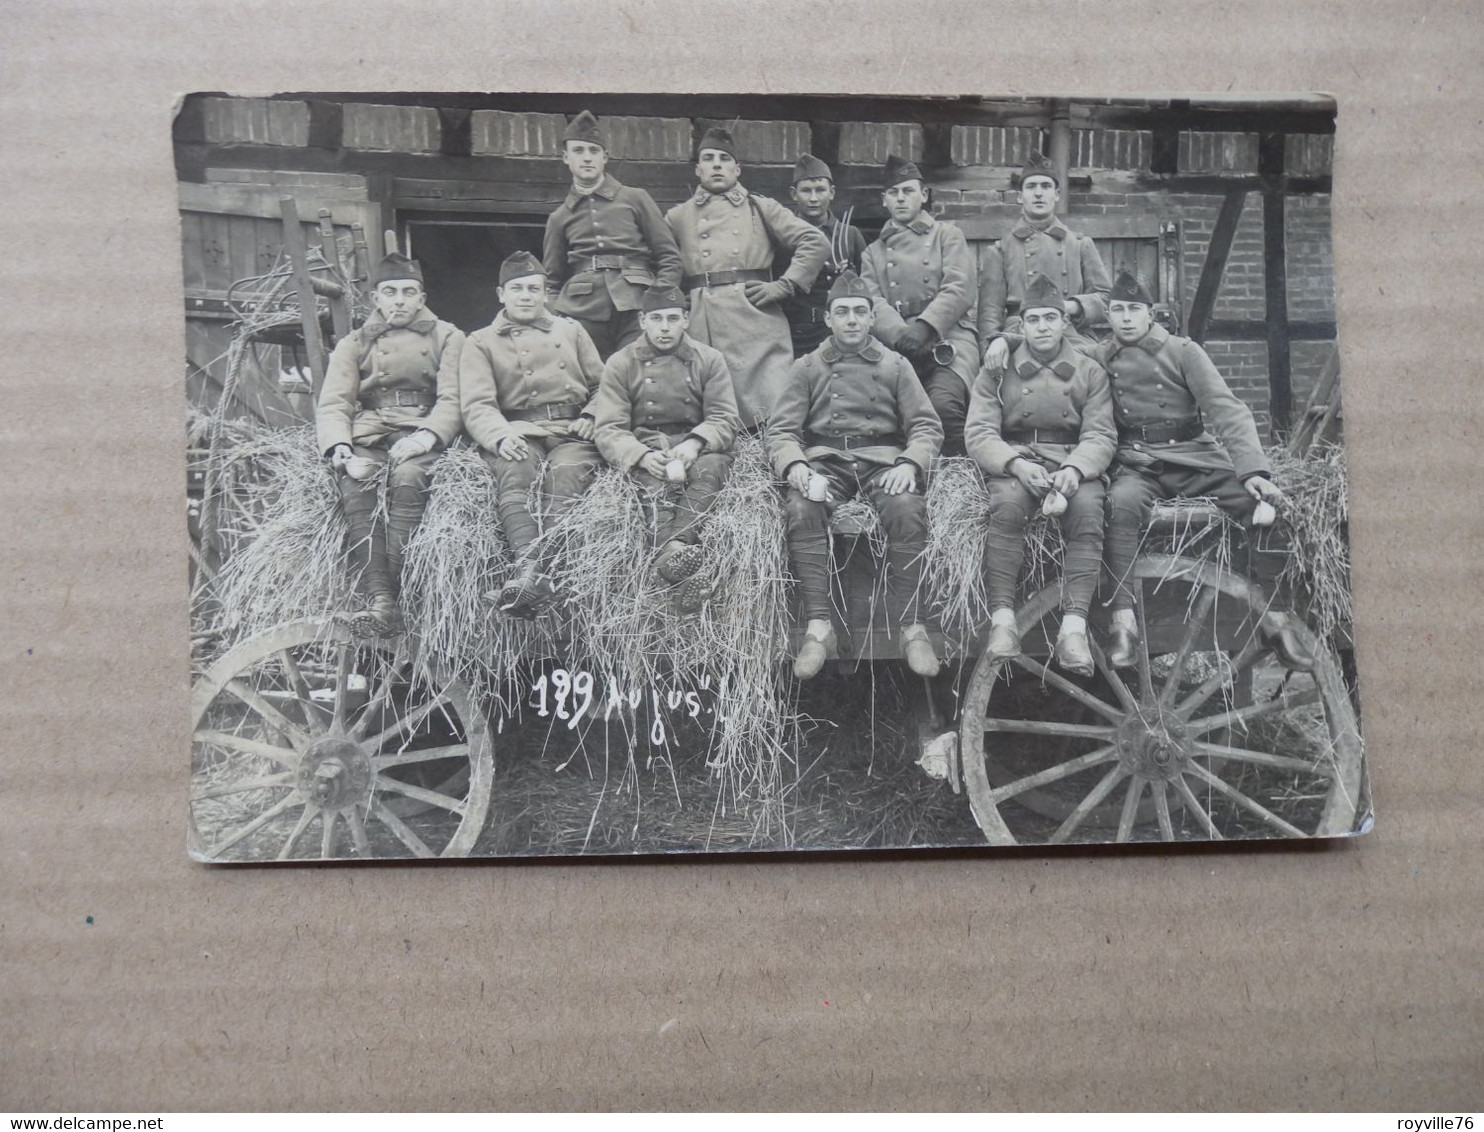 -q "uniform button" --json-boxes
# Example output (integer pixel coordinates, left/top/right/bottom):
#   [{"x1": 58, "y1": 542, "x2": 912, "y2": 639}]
[
  {"x1": 525, "y1": 370, "x2": 533, "y2": 376},
  {"x1": 1159, "y1": 400, "x2": 1167, "y2": 407},
  {"x1": 922, "y1": 259, "x2": 930, "y2": 265},
  {"x1": 559, "y1": 363, "x2": 567, "y2": 369},
  {"x1": 831, "y1": 392, "x2": 839, "y2": 398},
  {"x1": 375, "y1": 371, "x2": 386, "y2": 378},
  {"x1": 420, "y1": 348, "x2": 429, "y2": 356},
  {"x1": 701, "y1": 233, "x2": 709, "y2": 239},
  {"x1": 512, "y1": 331, "x2": 521, "y2": 338},
  {"x1": 646, "y1": 378, "x2": 653, "y2": 383},
  {"x1": 889, "y1": 281, "x2": 898, "y2": 287},
  {"x1": 702, "y1": 251, "x2": 710, "y2": 257},
  {"x1": 1062, "y1": 411, "x2": 1070, "y2": 418}
]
